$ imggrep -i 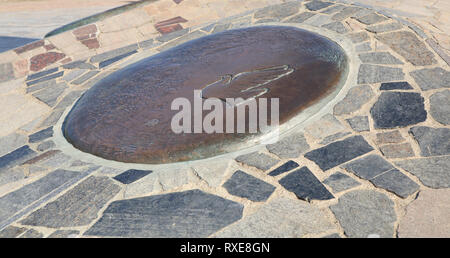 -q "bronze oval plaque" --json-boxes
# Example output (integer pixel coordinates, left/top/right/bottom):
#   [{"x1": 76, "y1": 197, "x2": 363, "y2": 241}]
[{"x1": 63, "y1": 26, "x2": 348, "y2": 164}]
